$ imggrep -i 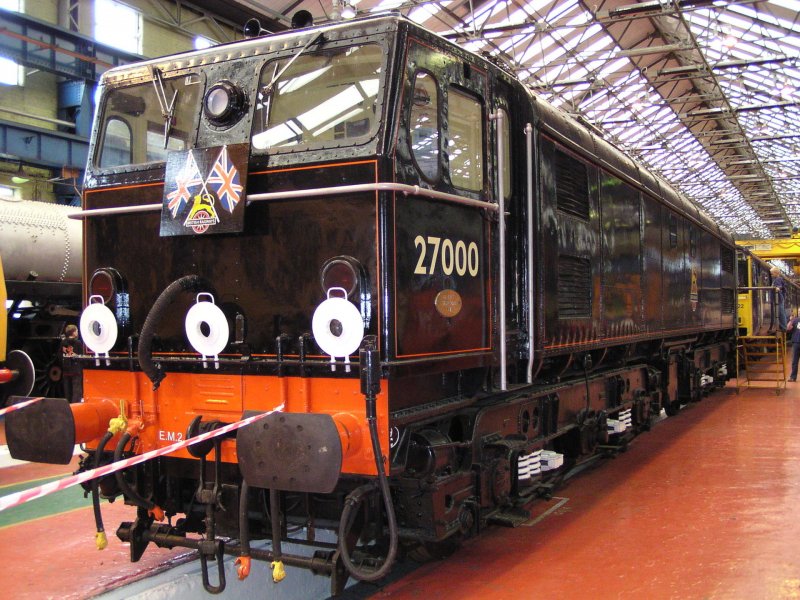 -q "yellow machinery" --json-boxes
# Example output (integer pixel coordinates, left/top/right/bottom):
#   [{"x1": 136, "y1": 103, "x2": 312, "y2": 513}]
[
  {"x1": 0, "y1": 255, "x2": 35, "y2": 404},
  {"x1": 1, "y1": 255, "x2": 6, "y2": 362},
  {"x1": 736, "y1": 249, "x2": 773, "y2": 337},
  {"x1": 735, "y1": 235, "x2": 800, "y2": 391},
  {"x1": 737, "y1": 233, "x2": 800, "y2": 276}
]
